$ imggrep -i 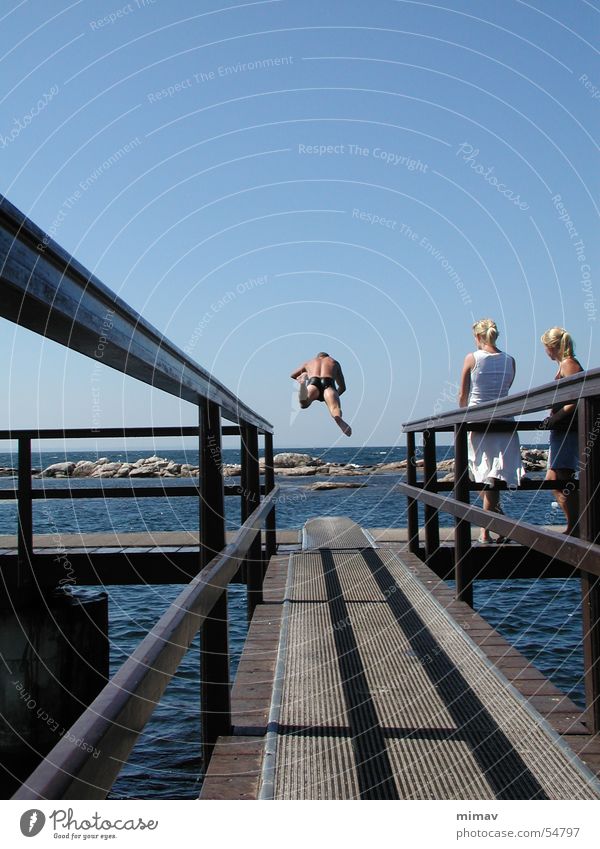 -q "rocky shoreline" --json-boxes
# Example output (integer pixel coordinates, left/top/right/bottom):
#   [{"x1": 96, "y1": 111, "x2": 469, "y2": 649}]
[{"x1": 0, "y1": 449, "x2": 548, "y2": 480}]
